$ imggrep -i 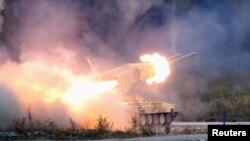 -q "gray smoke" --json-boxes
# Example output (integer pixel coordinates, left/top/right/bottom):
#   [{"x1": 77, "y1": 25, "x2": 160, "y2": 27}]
[
  {"x1": 0, "y1": 0, "x2": 4, "y2": 31},
  {"x1": 0, "y1": 85, "x2": 23, "y2": 129}
]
